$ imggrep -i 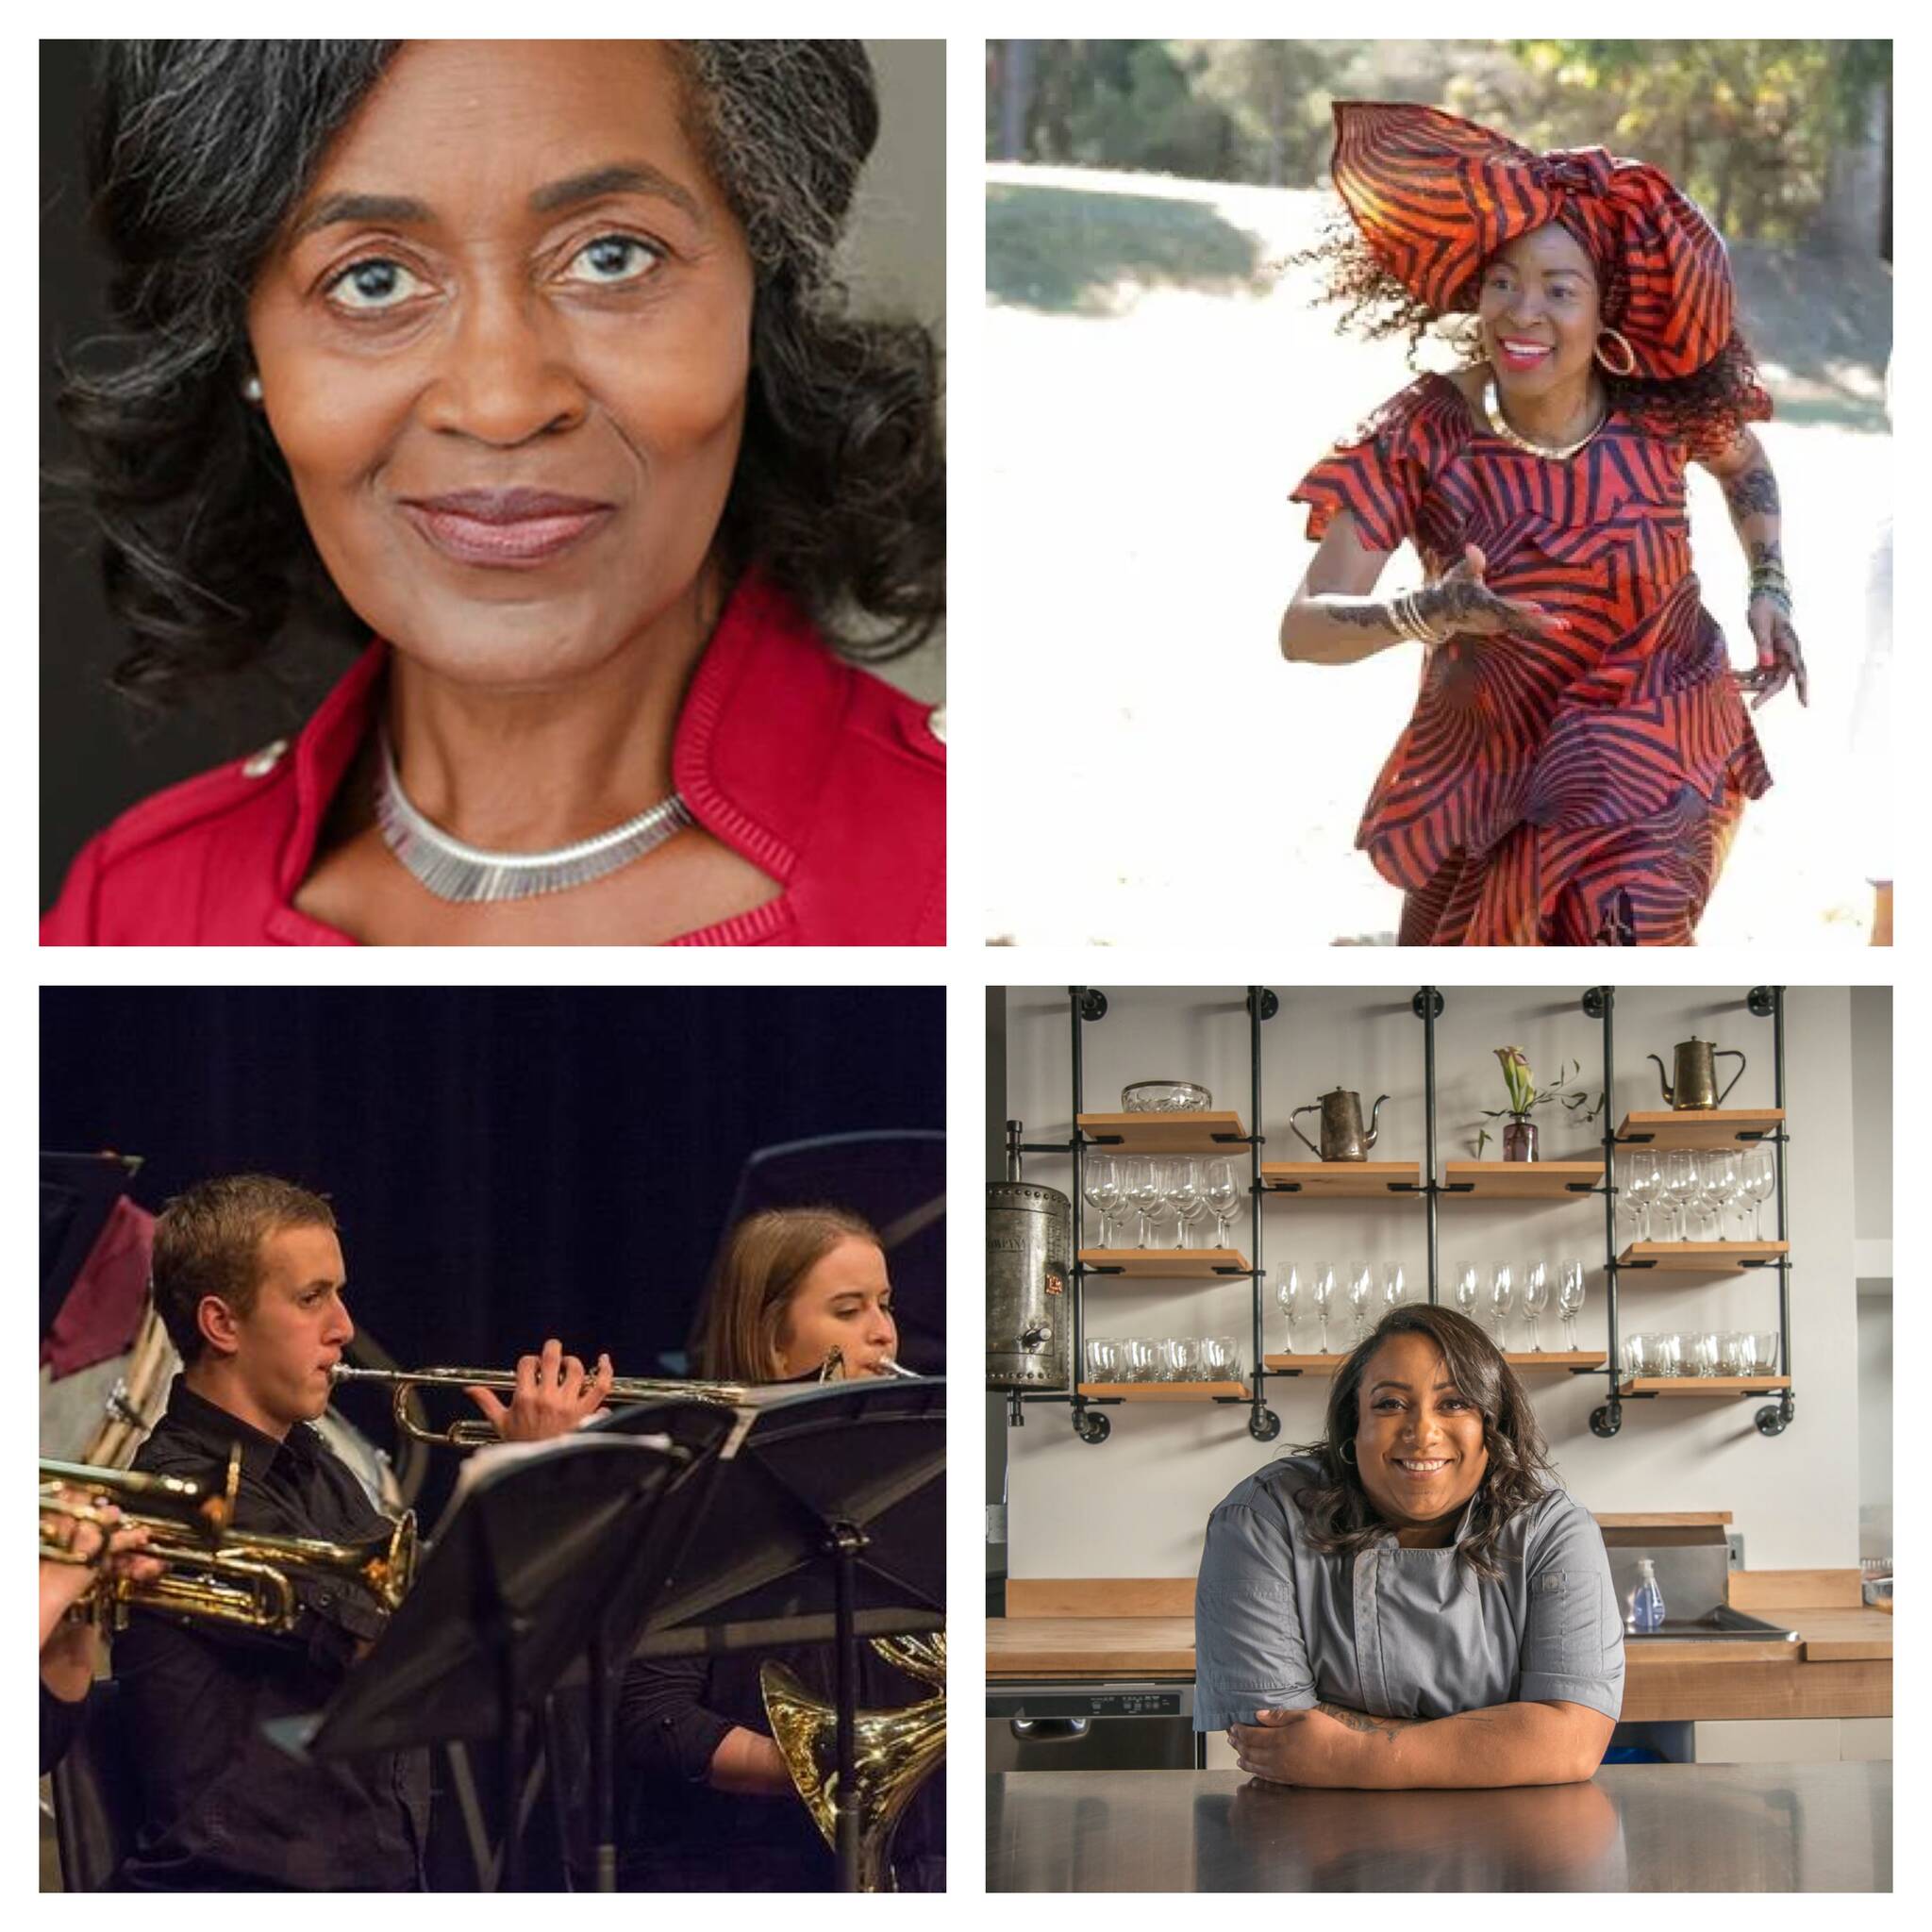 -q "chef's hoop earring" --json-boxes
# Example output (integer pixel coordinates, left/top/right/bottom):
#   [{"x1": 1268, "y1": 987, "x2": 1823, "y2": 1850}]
[
  {"x1": 1339, "y1": 1440, "x2": 1357, "y2": 1465},
  {"x1": 1595, "y1": 328, "x2": 1638, "y2": 377}
]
